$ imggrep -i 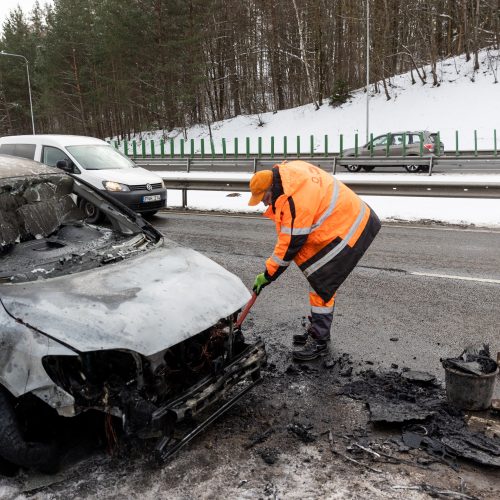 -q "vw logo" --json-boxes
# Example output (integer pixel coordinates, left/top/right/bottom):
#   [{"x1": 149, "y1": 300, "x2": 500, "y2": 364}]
[{"x1": 146, "y1": 183, "x2": 153, "y2": 191}]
